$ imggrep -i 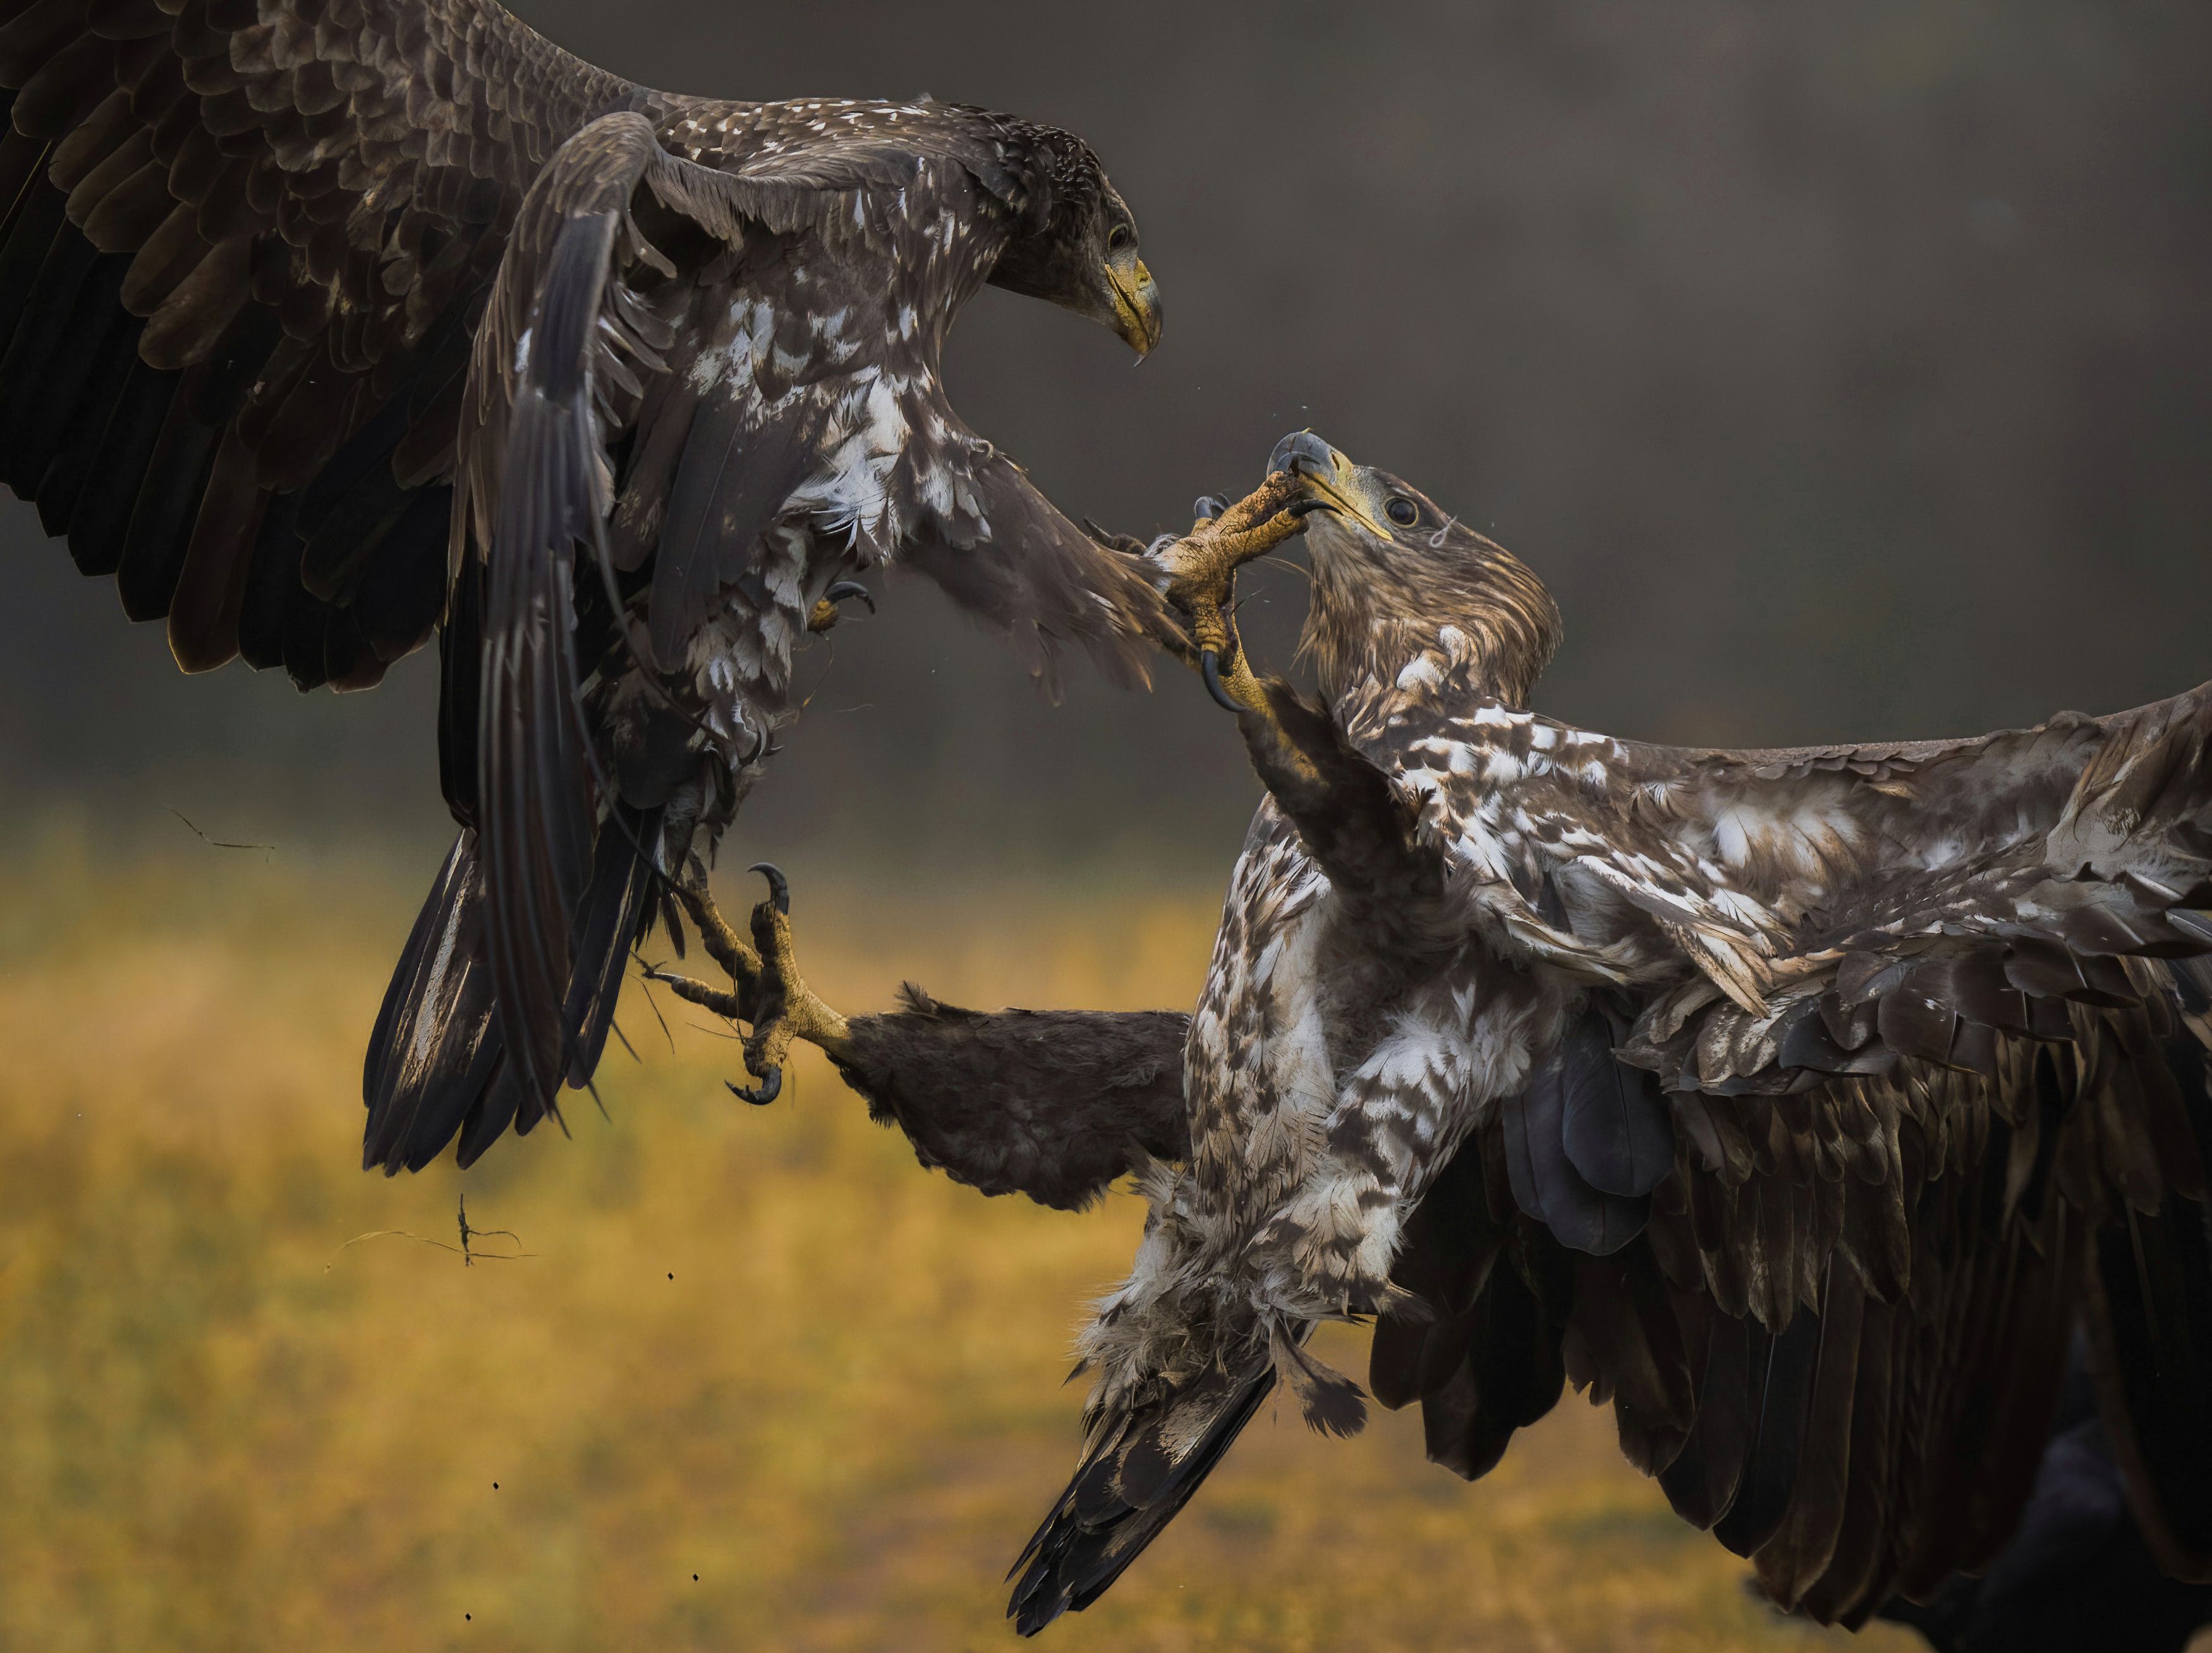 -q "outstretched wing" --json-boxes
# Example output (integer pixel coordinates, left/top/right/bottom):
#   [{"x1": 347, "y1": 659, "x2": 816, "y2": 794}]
[
  {"x1": 0, "y1": 0, "x2": 638, "y2": 686},
  {"x1": 1618, "y1": 685, "x2": 2212, "y2": 1093},
  {"x1": 1262, "y1": 658, "x2": 2212, "y2": 1615},
  {"x1": 1328, "y1": 631, "x2": 2209, "y2": 1019},
  {"x1": 1588, "y1": 687, "x2": 2212, "y2": 1606}
]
